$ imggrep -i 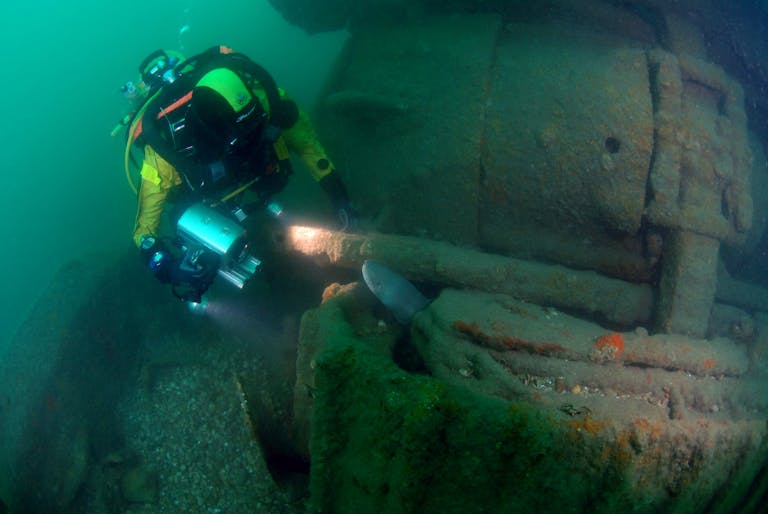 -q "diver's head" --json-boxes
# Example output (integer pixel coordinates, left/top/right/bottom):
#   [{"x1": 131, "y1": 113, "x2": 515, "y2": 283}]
[
  {"x1": 189, "y1": 68, "x2": 266, "y2": 155},
  {"x1": 139, "y1": 49, "x2": 183, "y2": 91}
]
